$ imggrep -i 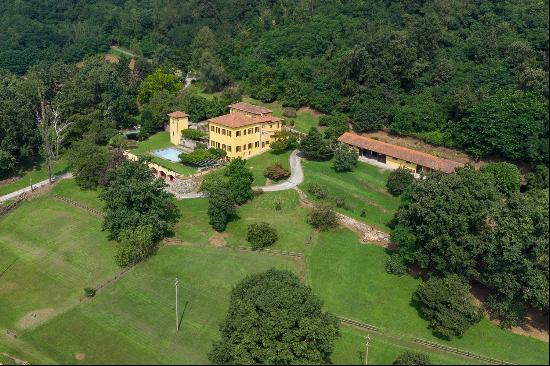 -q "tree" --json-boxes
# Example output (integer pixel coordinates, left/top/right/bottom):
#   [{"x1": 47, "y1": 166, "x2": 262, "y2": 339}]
[
  {"x1": 299, "y1": 127, "x2": 333, "y2": 161},
  {"x1": 526, "y1": 165, "x2": 549, "y2": 191},
  {"x1": 0, "y1": 150, "x2": 16, "y2": 179},
  {"x1": 393, "y1": 351, "x2": 431, "y2": 365},
  {"x1": 455, "y1": 90, "x2": 548, "y2": 163},
  {"x1": 138, "y1": 68, "x2": 182, "y2": 105},
  {"x1": 114, "y1": 224, "x2": 157, "y2": 267},
  {"x1": 413, "y1": 275, "x2": 482, "y2": 339},
  {"x1": 308, "y1": 203, "x2": 338, "y2": 231},
  {"x1": 271, "y1": 130, "x2": 299, "y2": 153},
  {"x1": 207, "y1": 177, "x2": 236, "y2": 232},
  {"x1": 387, "y1": 168, "x2": 415, "y2": 196},
  {"x1": 332, "y1": 144, "x2": 358, "y2": 172},
  {"x1": 67, "y1": 139, "x2": 110, "y2": 189},
  {"x1": 246, "y1": 222, "x2": 278, "y2": 249},
  {"x1": 225, "y1": 157, "x2": 254, "y2": 205},
  {"x1": 209, "y1": 269, "x2": 340, "y2": 365},
  {"x1": 480, "y1": 162, "x2": 520, "y2": 195},
  {"x1": 99, "y1": 160, "x2": 180, "y2": 240},
  {"x1": 390, "y1": 92, "x2": 446, "y2": 135},
  {"x1": 98, "y1": 149, "x2": 126, "y2": 188}
]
